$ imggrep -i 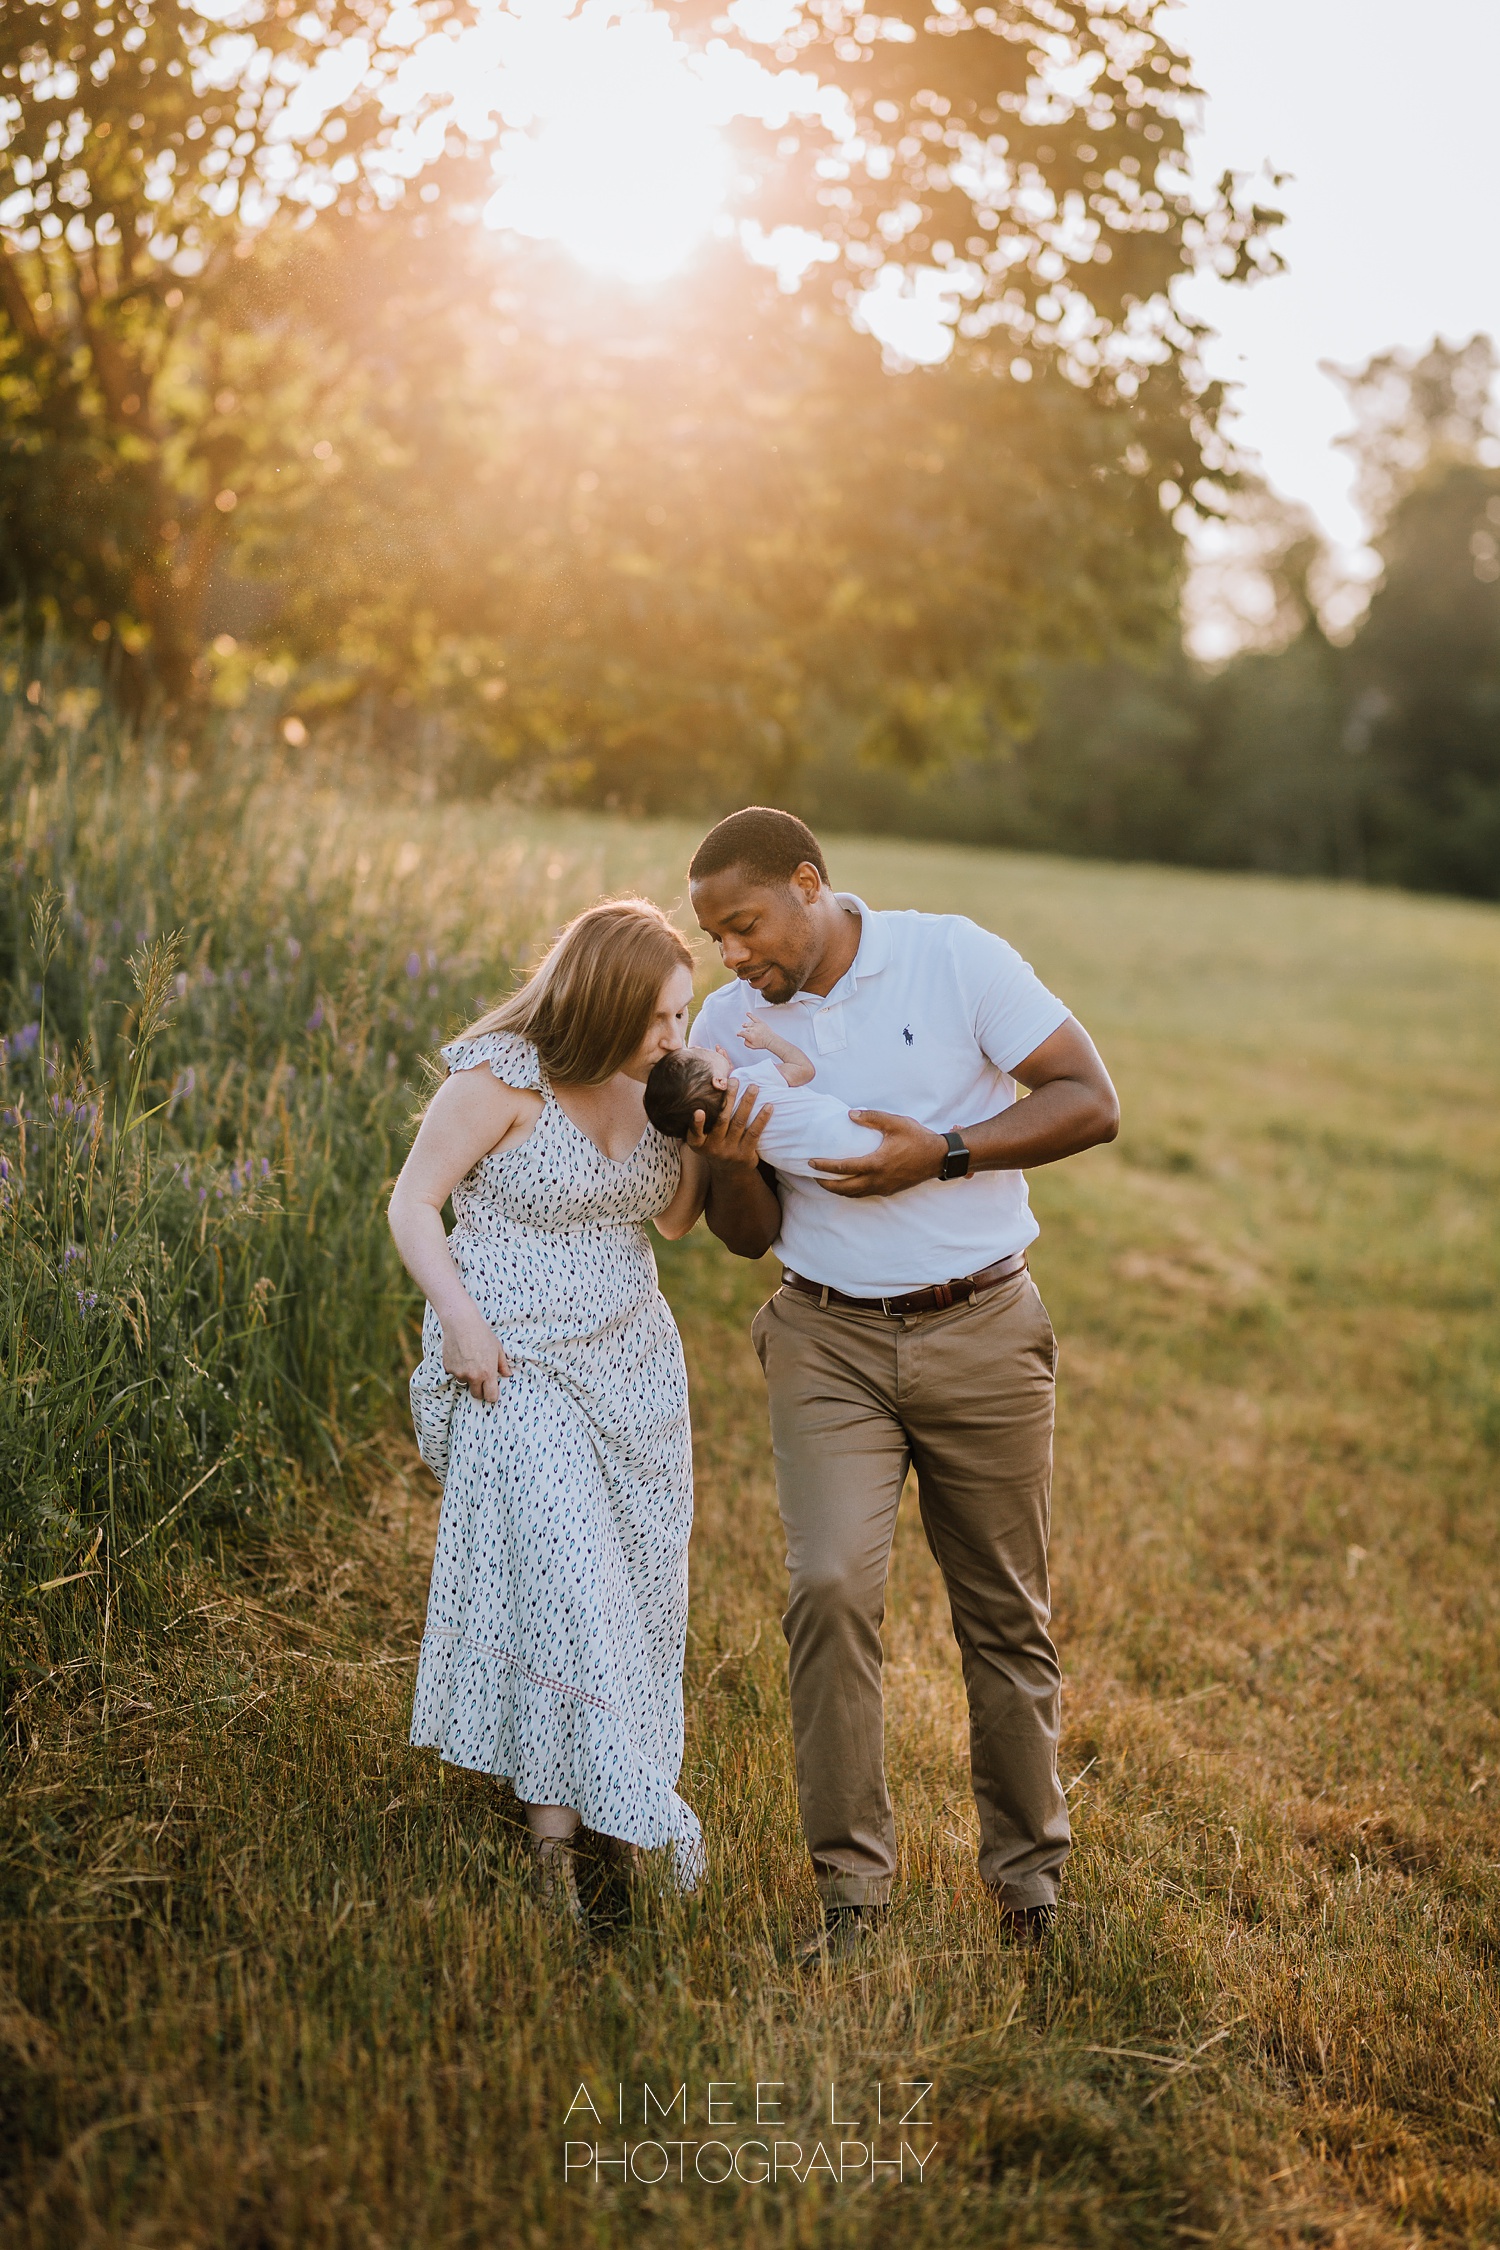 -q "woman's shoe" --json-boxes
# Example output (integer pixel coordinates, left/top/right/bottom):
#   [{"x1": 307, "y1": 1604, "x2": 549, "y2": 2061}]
[
  {"x1": 582, "y1": 1835, "x2": 648, "y2": 1932},
  {"x1": 529, "y1": 1835, "x2": 586, "y2": 1931}
]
